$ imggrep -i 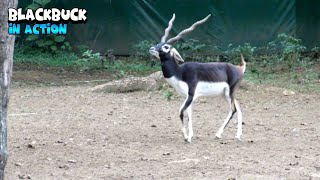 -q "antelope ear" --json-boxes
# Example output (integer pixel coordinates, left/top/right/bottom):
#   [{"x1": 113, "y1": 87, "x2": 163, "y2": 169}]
[{"x1": 170, "y1": 48, "x2": 184, "y2": 63}]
